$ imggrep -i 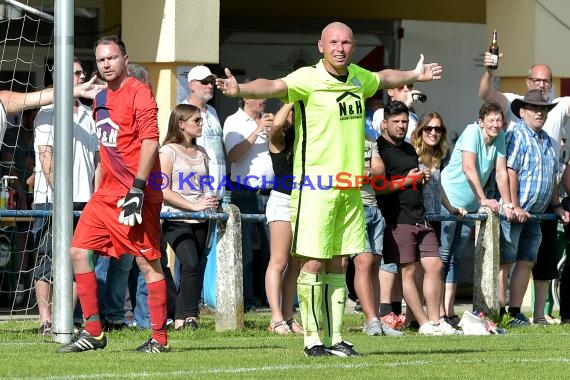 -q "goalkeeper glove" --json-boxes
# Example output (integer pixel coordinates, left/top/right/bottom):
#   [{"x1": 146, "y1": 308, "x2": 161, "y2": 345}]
[{"x1": 117, "y1": 177, "x2": 146, "y2": 227}]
